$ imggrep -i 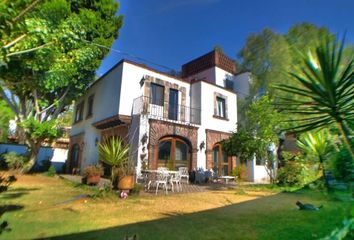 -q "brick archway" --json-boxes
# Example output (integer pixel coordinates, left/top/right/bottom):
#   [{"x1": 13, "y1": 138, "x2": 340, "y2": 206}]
[
  {"x1": 205, "y1": 129, "x2": 236, "y2": 172},
  {"x1": 148, "y1": 119, "x2": 198, "y2": 170}
]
